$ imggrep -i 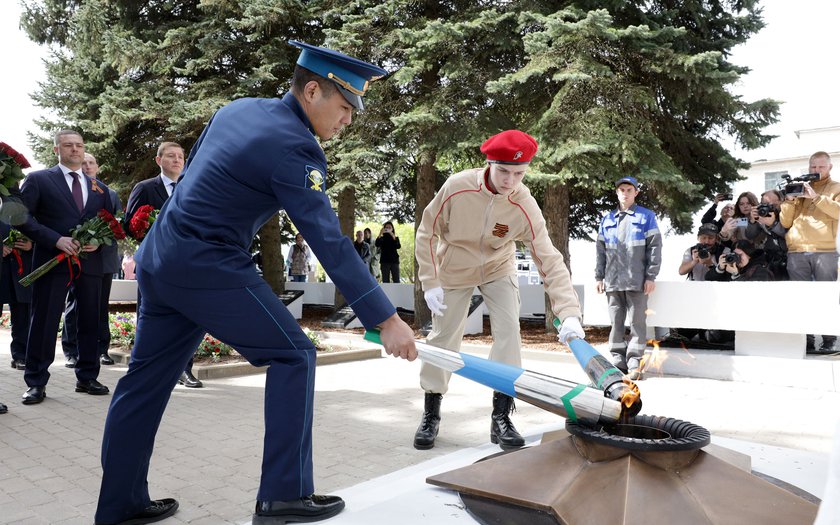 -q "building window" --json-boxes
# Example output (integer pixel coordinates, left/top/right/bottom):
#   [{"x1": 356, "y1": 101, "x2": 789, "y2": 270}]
[{"x1": 765, "y1": 171, "x2": 788, "y2": 191}]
